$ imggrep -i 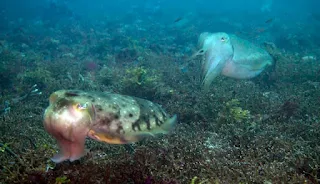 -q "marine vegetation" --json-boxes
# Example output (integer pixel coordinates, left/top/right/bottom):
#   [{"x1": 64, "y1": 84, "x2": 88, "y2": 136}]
[
  {"x1": 120, "y1": 66, "x2": 163, "y2": 98},
  {"x1": 0, "y1": 50, "x2": 25, "y2": 91},
  {"x1": 224, "y1": 98, "x2": 251, "y2": 122}
]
